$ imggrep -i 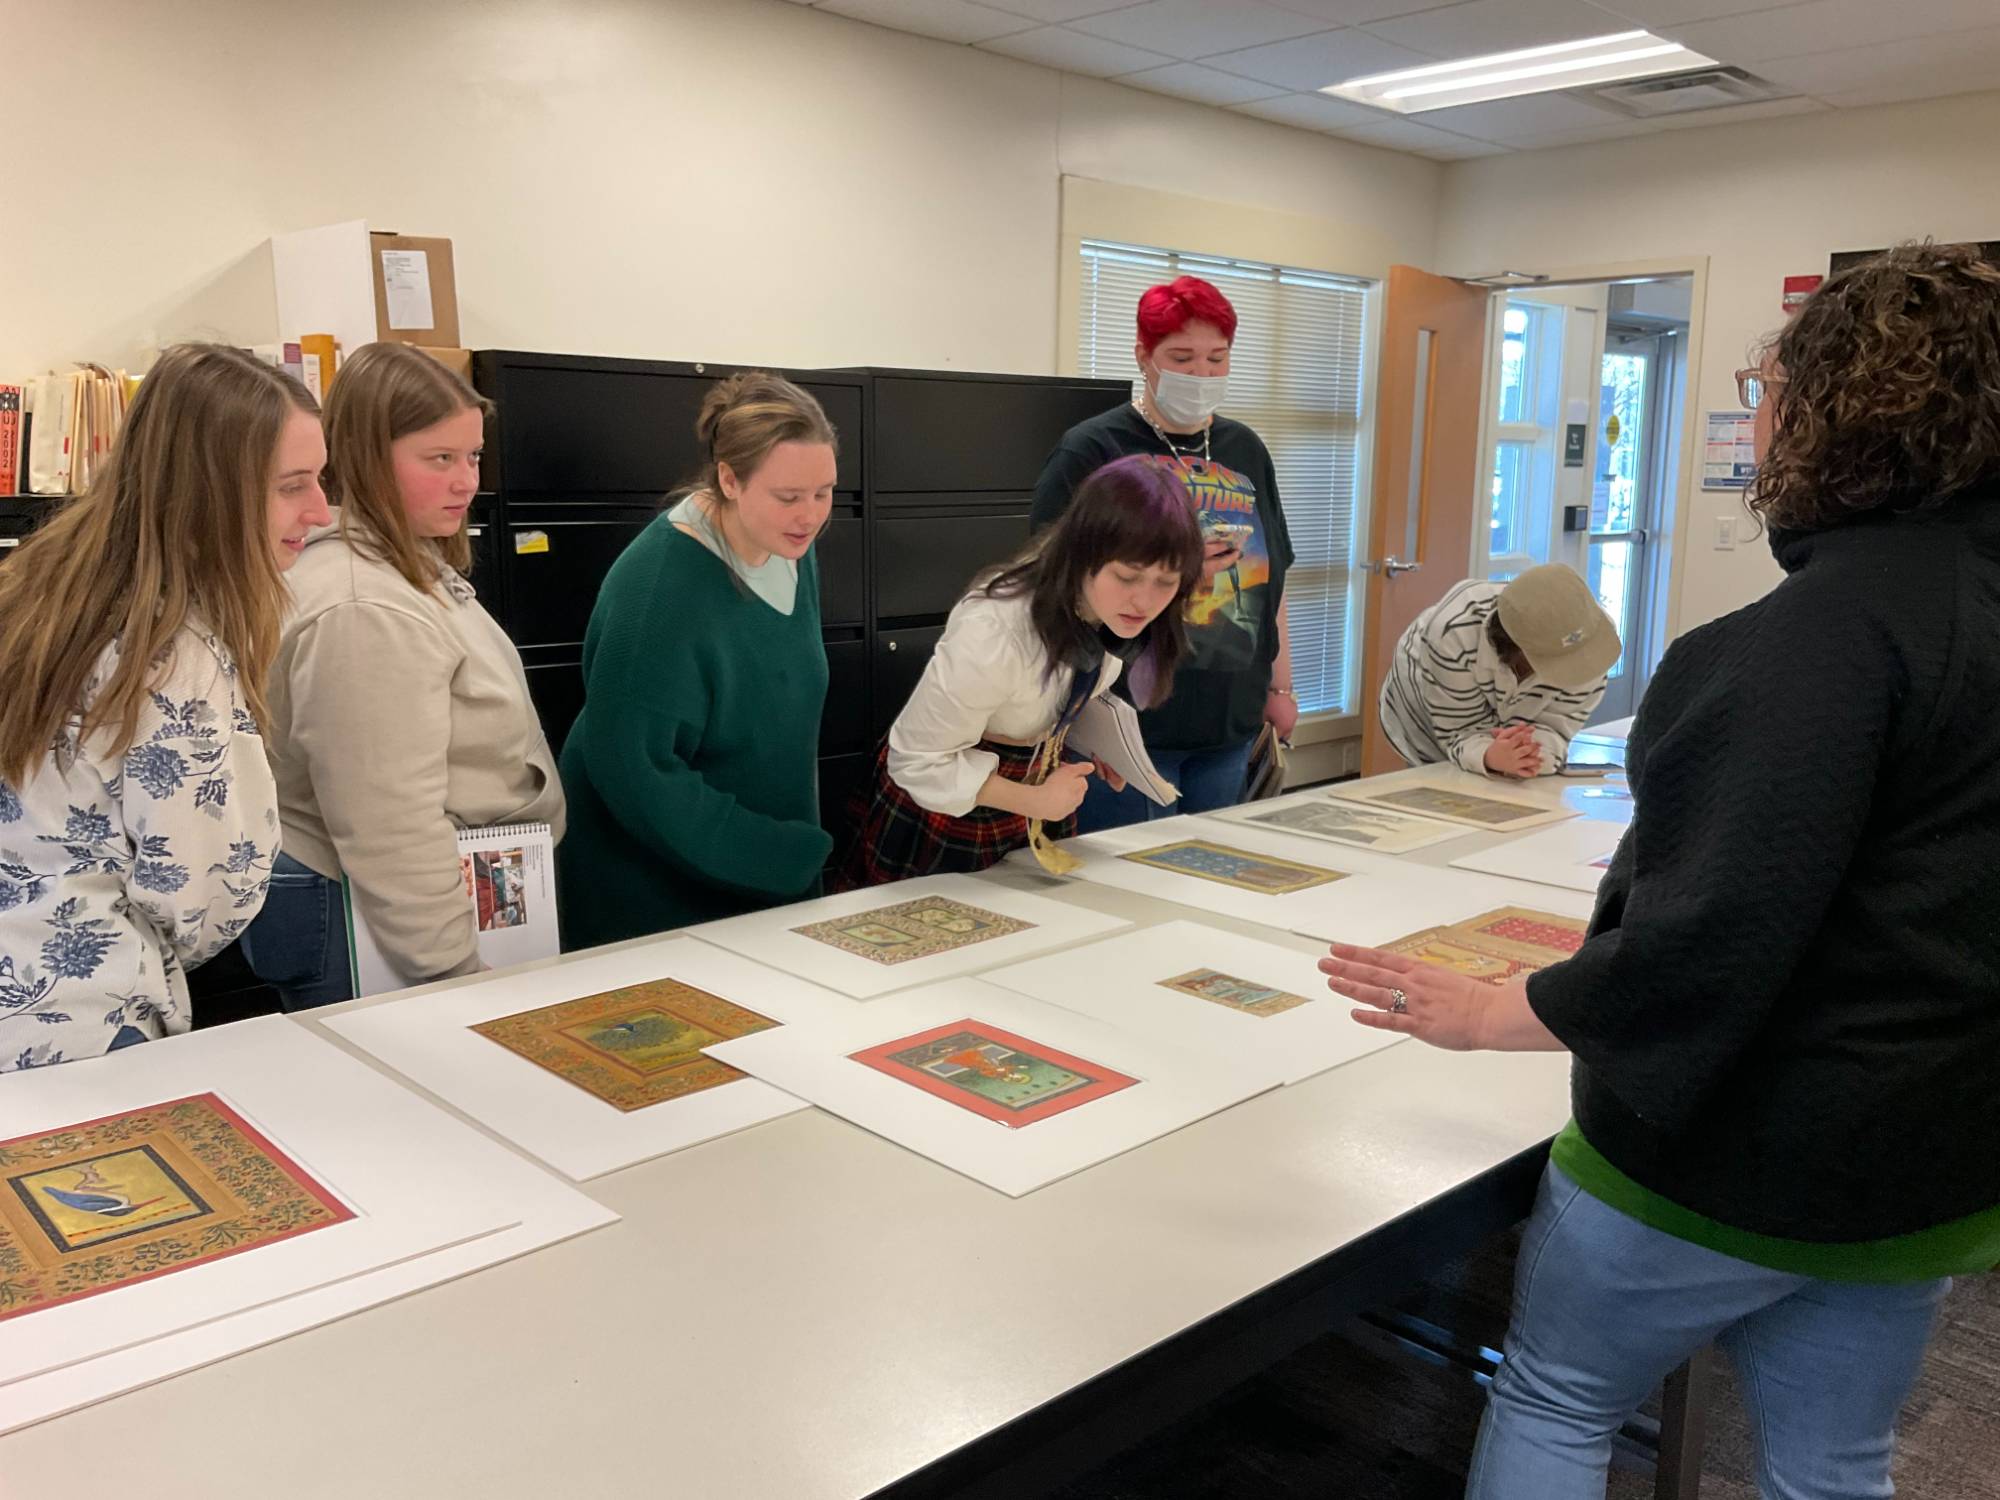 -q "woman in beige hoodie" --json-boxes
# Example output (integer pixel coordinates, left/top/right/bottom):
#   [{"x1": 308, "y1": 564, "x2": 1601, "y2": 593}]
[{"x1": 241, "y1": 343, "x2": 564, "y2": 1006}]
